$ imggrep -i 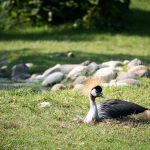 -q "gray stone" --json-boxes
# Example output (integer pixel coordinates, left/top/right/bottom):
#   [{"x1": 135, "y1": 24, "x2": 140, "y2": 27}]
[
  {"x1": 42, "y1": 64, "x2": 61, "y2": 78},
  {"x1": 128, "y1": 65, "x2": 150, "y2": 77},
  {"x1": 123, "y1": 60, "x2": 130, "y2": 65},
  {"x1": 11, "y1": 64, "x2": 30, "y2": 80},
  {"x1": 0, "y1": 65, "x2": 8, "y2": 77},
  {"x1": 81, "y1": 60, "x2": 91, "y2": 66},
  {"x1": 116, "y1": 72, "x2": 136, "y2": 81},
  {"x1": 74, "y1": 84, "x2": 83, "y2": 90},
  {"x1": 73, "y1": 76, "x2": 87, "y2": 85},
  {"x1": 101, "y1": 82, "x2": 128, "y2": 87},
  {"x1": 117, "y1": 79, "x2": 140, "y2": 86},
  {"x1": 42, "y1": 72, "x2": 64, "y2": 86},
  {"x1": 25, "y1": 63, "x2": 34, "y2": 69},
  {"x1": 87, "y1": 62, "x2": 99, "y2": 75},
  {"x1": 67, "y1": 66, "x2": 88, "y2": 80},
  {"x1": 35, "y1": 74, "x2": 44, "y2": 80},
  {"x1": 12, "y1": 73, "x2": 31, "y2": 81},
  {"x1": 51, "y1": 83, "x2": 66, "y2": 91},
  {"x1": 102, "y1": 61, "x2": 123, "y2": 68},
  {"x1": 94, "y1": 67, "x2": 117, "y2": 83},
  {"x1": 28, "y1": 74, "x2": 40, "y2": 81},
  {"x1": 128, "y1": 58, "x2": 143, "y2": 69},
  {"x1": 60, "y1": 64, "x2": 81, "y2": 74}
]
